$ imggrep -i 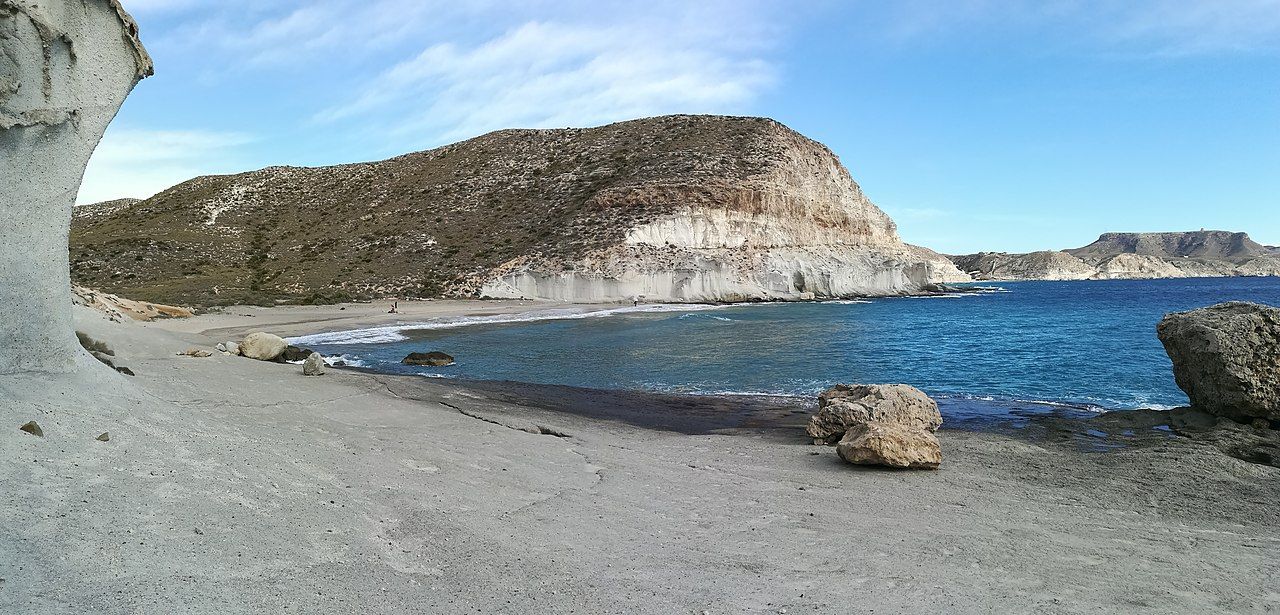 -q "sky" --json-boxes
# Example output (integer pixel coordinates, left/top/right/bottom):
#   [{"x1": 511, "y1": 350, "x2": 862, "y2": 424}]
[{"x1": 82, "y1": 0, "x2": 1280, "y2": 253}]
